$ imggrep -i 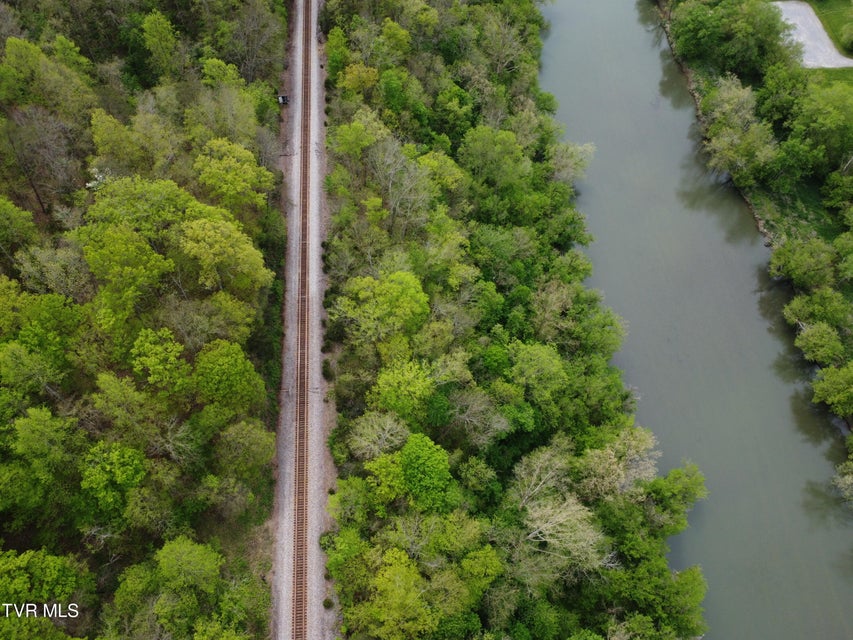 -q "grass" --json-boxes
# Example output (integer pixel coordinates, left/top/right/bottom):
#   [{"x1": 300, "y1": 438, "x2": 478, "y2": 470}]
[
  {"x1": 809, "y1": 66, "x2": 853, "y2": 83},
  {"x1": 805, "y1": 0, "x2": 853, "y2": 53}
]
